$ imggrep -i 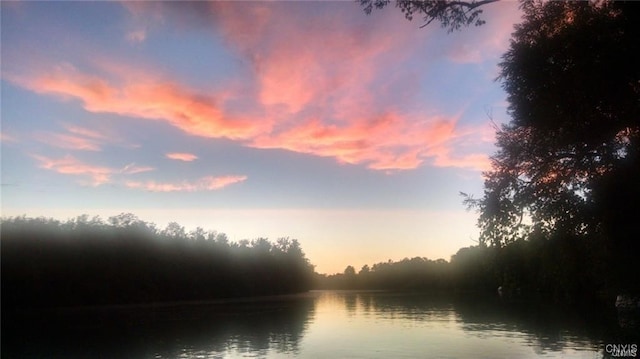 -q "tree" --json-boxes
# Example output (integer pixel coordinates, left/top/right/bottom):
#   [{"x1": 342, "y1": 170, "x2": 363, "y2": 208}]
[
  {"x1": 466, "y1": 0, "x2": 639, "y2": 291},
  {"x1": 162, "y1": 221, "x2": 186, "y2": 239},
  {"x1": 108, "y1": 212, "x2": 140, "y2": 228},
  {"x1": 359, "y1": 264, "x2": 371, "y2": 275},
  {"x1": 359, "y1": 0, "x2": 499, "y2": 32},
  {"x1": 189, "y1": 227, "x2": 207, "y2": 241},
  {"x1": 344, "y1": 265, "x2": 357, "y2": 277}
]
